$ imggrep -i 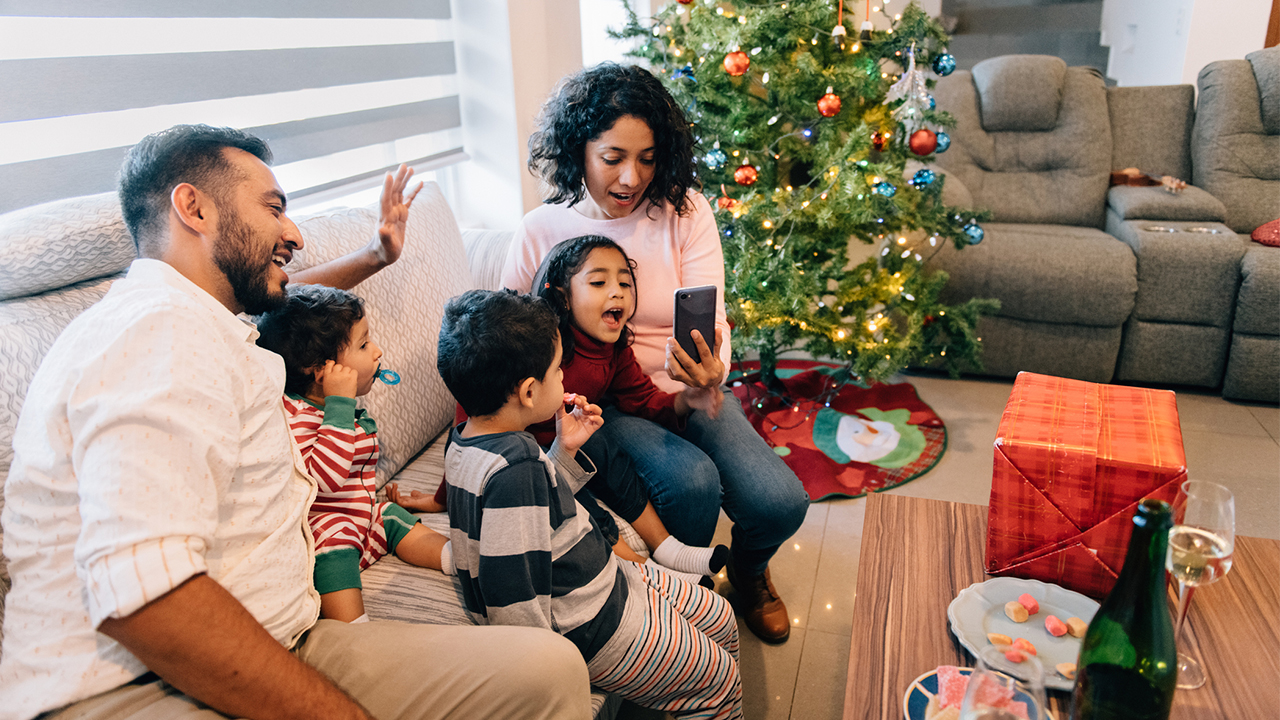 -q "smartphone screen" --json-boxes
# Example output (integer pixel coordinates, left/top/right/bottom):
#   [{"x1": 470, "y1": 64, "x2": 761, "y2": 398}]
[{"x1": 673, "y1": 285, "x2": 717, "y2": 363}]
